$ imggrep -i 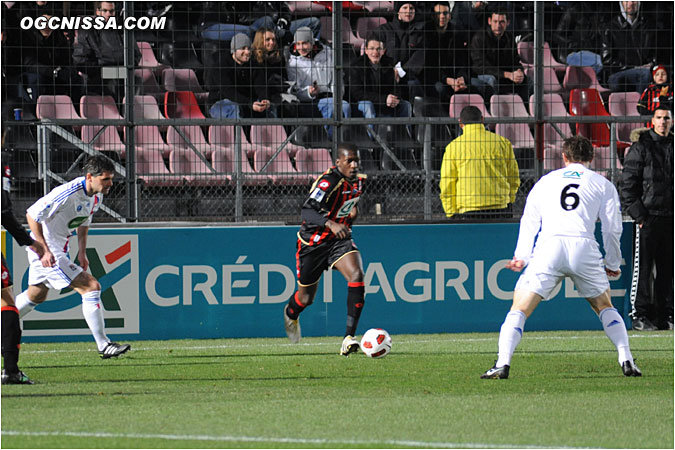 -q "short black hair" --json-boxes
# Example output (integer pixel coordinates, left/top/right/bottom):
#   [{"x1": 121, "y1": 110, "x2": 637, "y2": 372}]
[
  {"x1": 337, "y1": 143, "x2": 358, "y2": 159},
  {"x1": 83, "y1": 155, "x2": 115, "y2": 176},
  {"x1": 654, "y1": 105, "x2": 673, "y2": 115},
  {"x1": 562, "y1": 135, "x2": 594, "y2": 163},
  {"x1": 364, "y1": 32, "x2": 384, "y2": 48},
  {"x1": 459, "y1": 106, "x2": 483, "y2": 124}
]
